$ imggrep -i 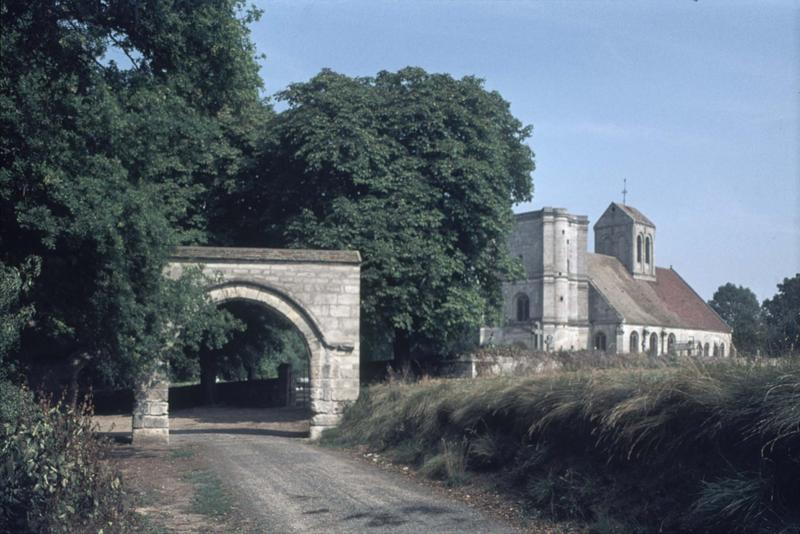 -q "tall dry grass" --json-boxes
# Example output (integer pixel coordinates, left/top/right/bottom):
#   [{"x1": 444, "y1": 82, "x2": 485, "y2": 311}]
[{"x1": 322, "y1": 356, "x2": 800, "y2": 533}]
